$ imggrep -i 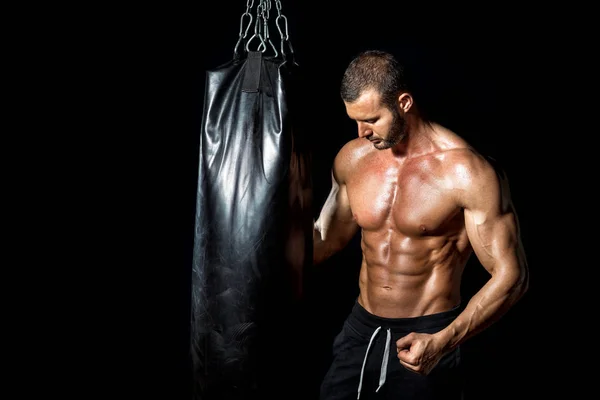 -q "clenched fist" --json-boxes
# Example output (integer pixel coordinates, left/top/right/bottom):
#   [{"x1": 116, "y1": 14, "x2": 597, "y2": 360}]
[{"x1": 396, "y1": 332, "x2": 447, "y2": 376}]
